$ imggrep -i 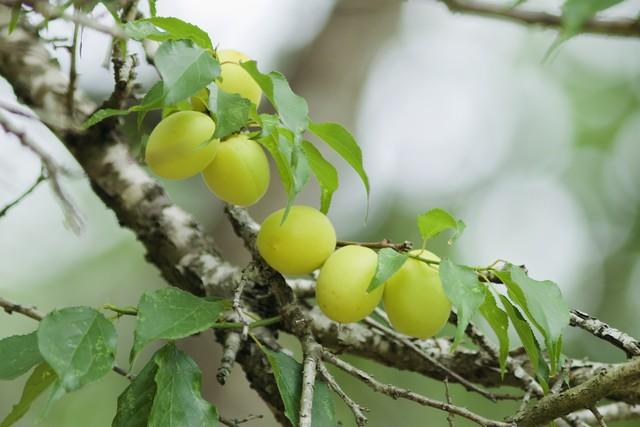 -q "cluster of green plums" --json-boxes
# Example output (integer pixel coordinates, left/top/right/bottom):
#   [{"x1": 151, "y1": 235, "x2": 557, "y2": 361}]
[
  {"x1": 144, "y1": 49, "x2": 270, "y2": 207},
  {"x1": 143, "y1": 49, "x2": 451, "y2": 339},
  {"x1": 257, "y1": 206, "x2": 452, "y2": 339}
]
